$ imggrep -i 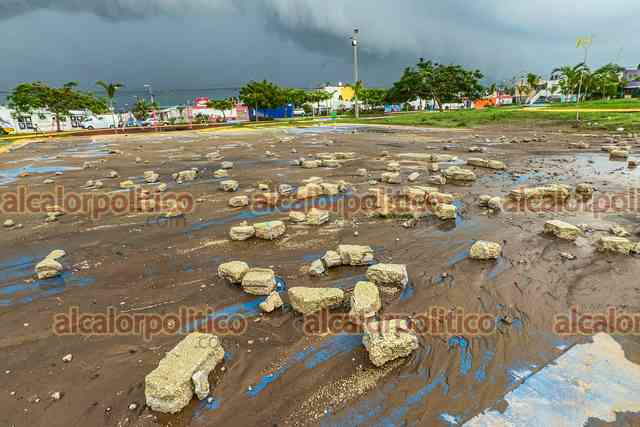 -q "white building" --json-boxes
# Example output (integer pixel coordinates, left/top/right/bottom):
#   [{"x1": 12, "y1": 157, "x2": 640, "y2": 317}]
[{"x1": 0, "y1": 105, "x2": 90, "y2": 134}]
